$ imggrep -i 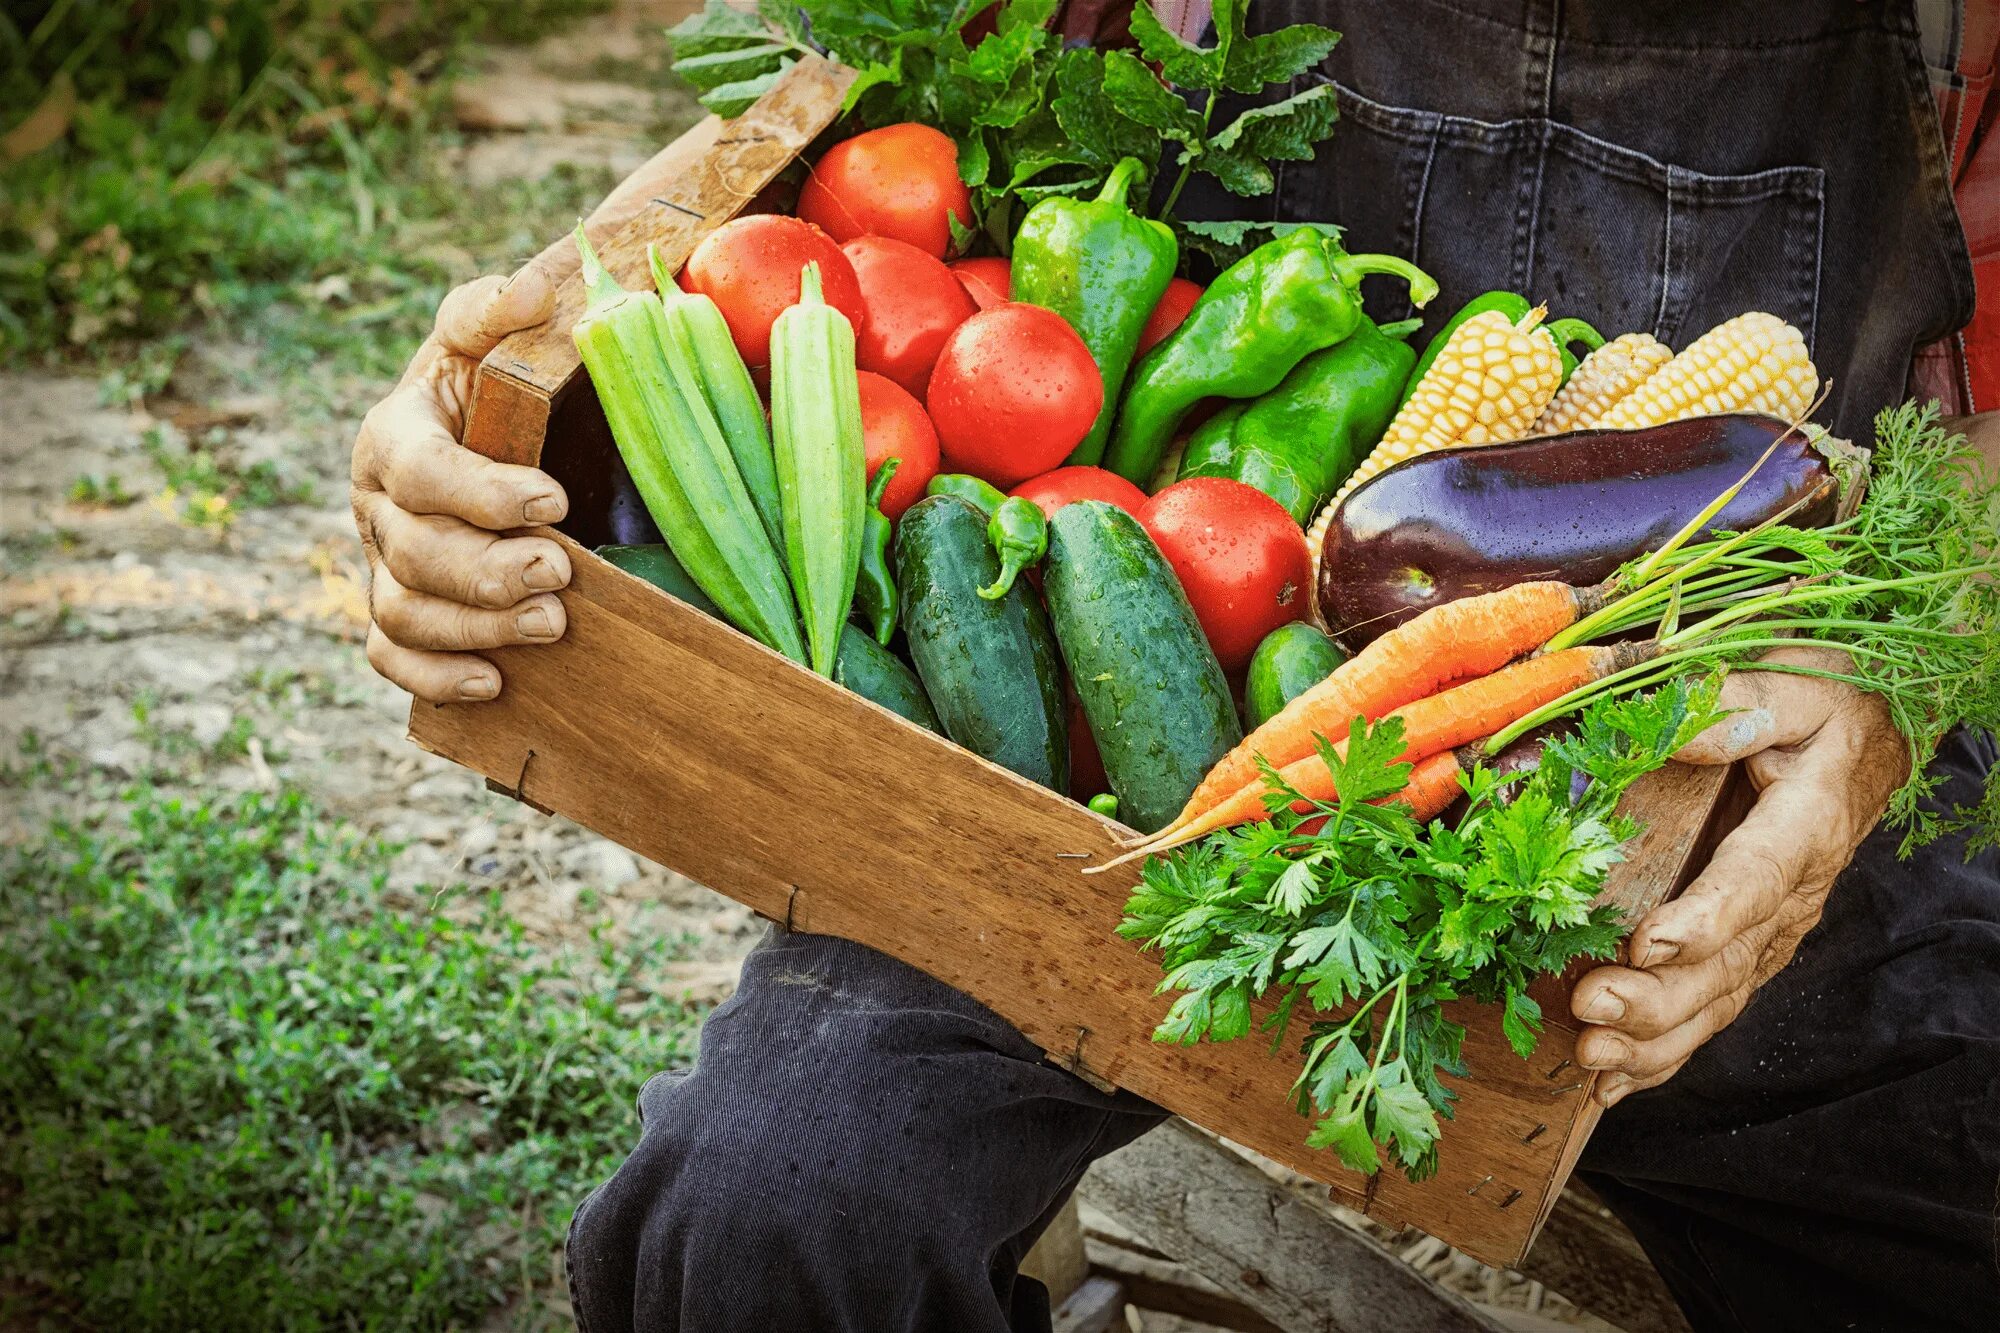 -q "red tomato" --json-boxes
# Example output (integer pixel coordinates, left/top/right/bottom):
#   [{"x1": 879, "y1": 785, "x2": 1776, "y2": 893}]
[
  {"x1": 857, "y1": 371, "x2": 939, "y2": 522},
  {"x1": 1068, "y1": 696, "x2": 1107, "y2": 801},
  {"x1": 926, "y1": 303, "x2": 1103, "y2": 489},
  {"x1": 682, "y1": 215, "x2": 865, "y2": 367},
  {"x1": 1009, "y1": 466, "x2": 1148, "y2": 520},
  {"x1": 948, "y1": 257, "x2": 1011, "y2": 310},
  {"x1": 843, "y1": 236, "x2": 977, "y2": 398},
  {"x1": 1140, "y1": 477, "x2": 1313, "y2": 674},
  {"x1": 797, "y1": 124, "x2": 975, "y2": 260},
  {"x1": 1135, "y1": 277, "x2": 1204, "y2": 358}
]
